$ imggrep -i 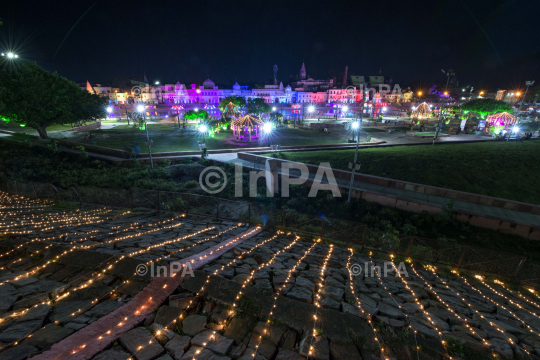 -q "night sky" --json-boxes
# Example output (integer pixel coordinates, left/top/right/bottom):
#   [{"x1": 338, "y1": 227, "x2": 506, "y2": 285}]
[{"x1": 2, "y1": 0, "x2": 539, "y2": 90}]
